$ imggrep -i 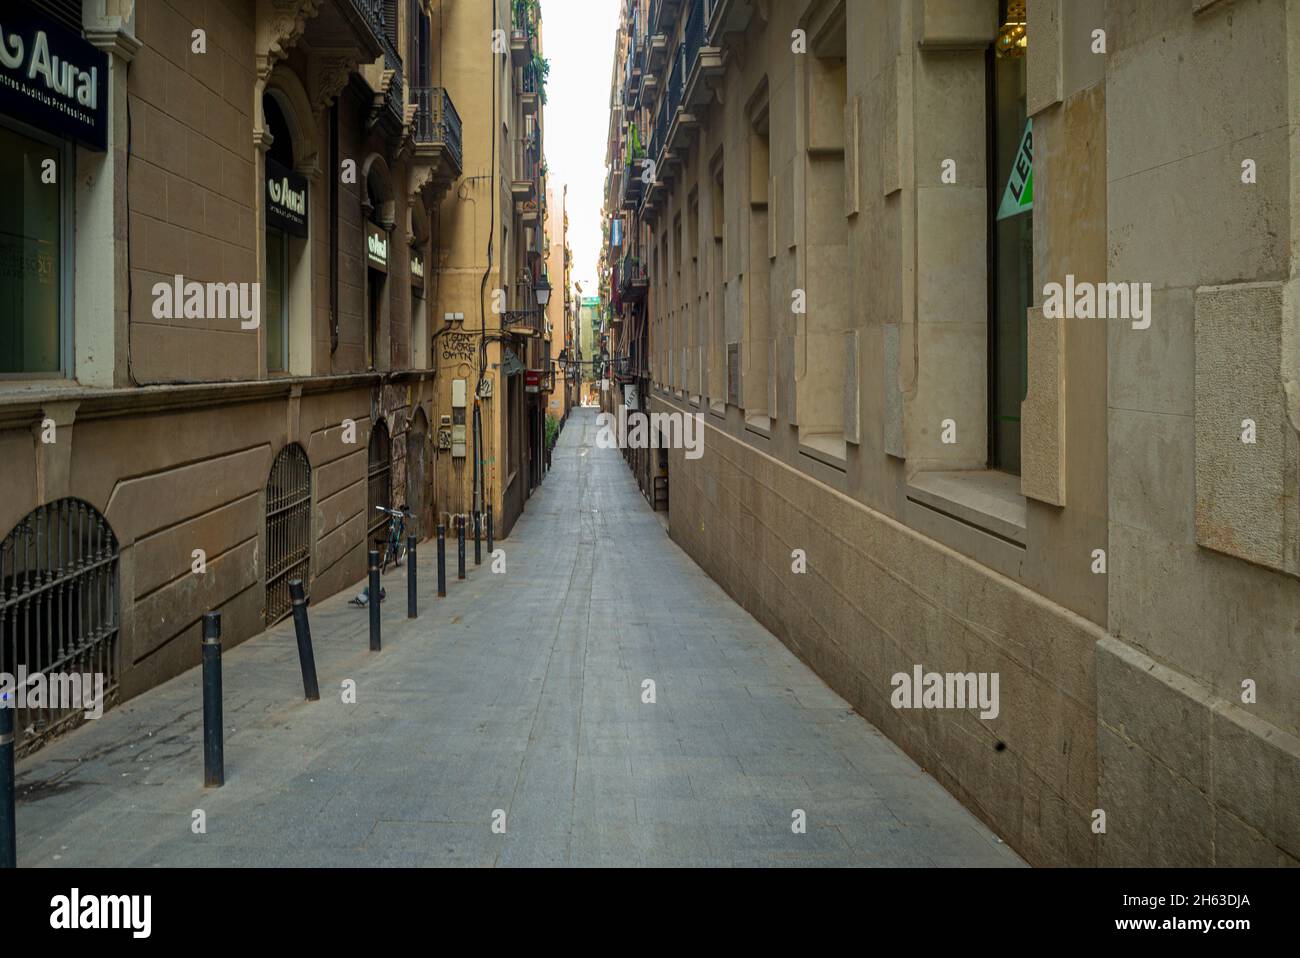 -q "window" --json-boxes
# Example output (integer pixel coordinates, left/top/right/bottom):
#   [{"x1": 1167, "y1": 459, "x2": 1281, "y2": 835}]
[
  {"x1": 988, "y1": 0, "x2": 1032, "y2": 474},
  {"x1": 800, "y1": 8, "x2": 849, "y2": 450},
  {"x1": 0, "y1": 120, "x2": 70, "y2": 377},
  {"x1": 1, "y1": 499, "x2": 120, "y2": 754},
  {"x1": 265, "y1": 444, "x2": 312, "y2": 624},
  {"x1": 263, "y1": 94, "x2": 294, "y2": 374},
  {"x1": 266, "y1": 228, "x2": 288, "y2": 372},
  {"x1": 747, "y1": 94, "x2": 773, "y2": 419}
]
